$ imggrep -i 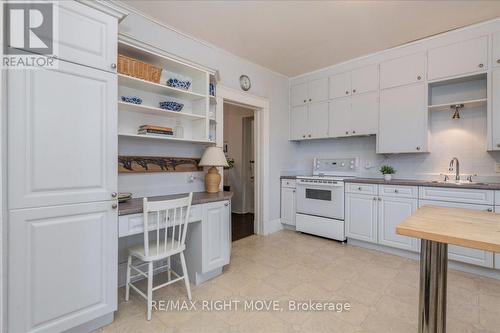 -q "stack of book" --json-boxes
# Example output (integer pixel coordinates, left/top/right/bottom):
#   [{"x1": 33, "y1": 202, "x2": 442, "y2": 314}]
[{"x1": 138, "y1": 125, "x2": 174, "y2": 137}]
